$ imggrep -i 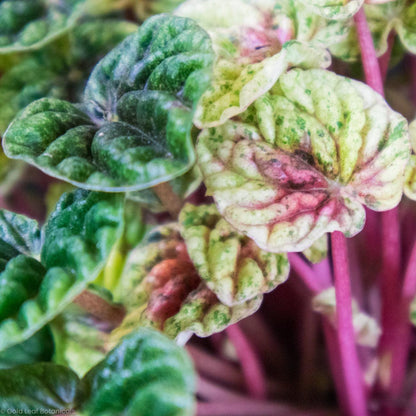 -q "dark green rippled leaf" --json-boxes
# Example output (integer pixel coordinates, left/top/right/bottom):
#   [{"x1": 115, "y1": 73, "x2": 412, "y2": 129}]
[
  {"x1": 3, "y1": 15, "x2": 214, "y2": 192},
  {"x1": 79, "y1": 328, "x2": 196, "y2": 416}
]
